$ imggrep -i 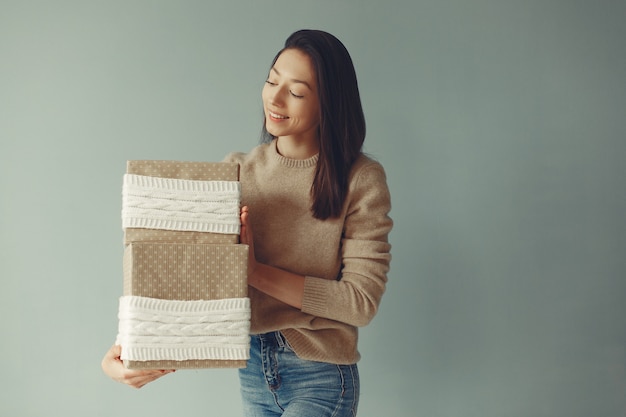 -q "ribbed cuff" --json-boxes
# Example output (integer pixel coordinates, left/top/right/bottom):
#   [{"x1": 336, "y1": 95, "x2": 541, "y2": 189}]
[{"x1": 301, "y1": 276, "x2": 332, "y2": 317}]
